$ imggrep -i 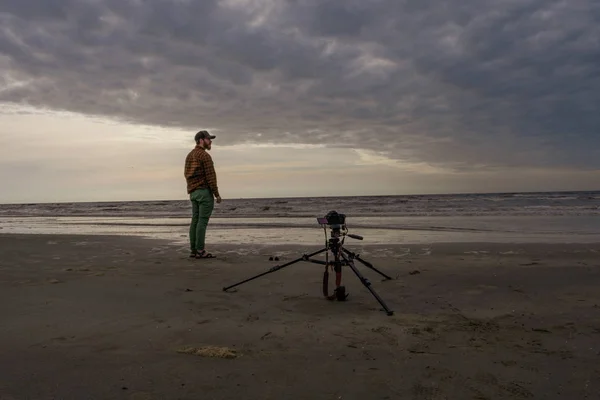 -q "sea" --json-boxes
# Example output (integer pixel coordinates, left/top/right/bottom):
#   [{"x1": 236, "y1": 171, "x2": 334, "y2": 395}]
[{"x1": 1, "y1": 191, "x2": 600, "y2": 246}]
